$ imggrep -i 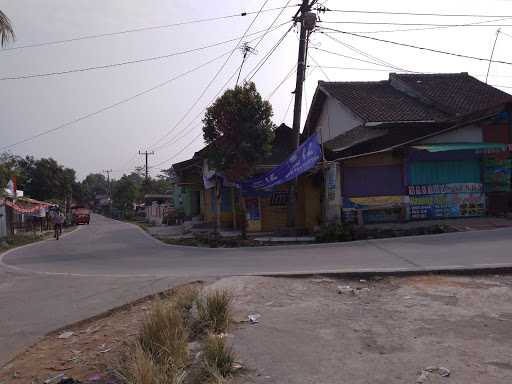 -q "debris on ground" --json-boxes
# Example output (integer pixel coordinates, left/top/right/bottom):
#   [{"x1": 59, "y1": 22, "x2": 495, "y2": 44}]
[
  {"x1": 248, "y1": 314, "x2": 261, "y2": 324},
  {"x1": 337, "y1": 285, "x2": 370, "y2": 295},
  {"x1": 416, "y1": 366, "x2": 451, "y2": 383},
  {"x1": 58, "y1": 378, "x2": 82, "y2": 384},
  {"x1": 57, "y1": 331, "x2": 74, "y2": 339},
  {"x1": 43, "y1": 373, "x2": 65, "y2": 384}
]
